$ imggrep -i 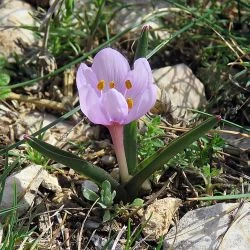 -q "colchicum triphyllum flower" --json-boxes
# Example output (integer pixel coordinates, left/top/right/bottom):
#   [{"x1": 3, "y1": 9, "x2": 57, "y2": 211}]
[{"x1": 76, "y1": 48, "x2": 157, "y2": 183}]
